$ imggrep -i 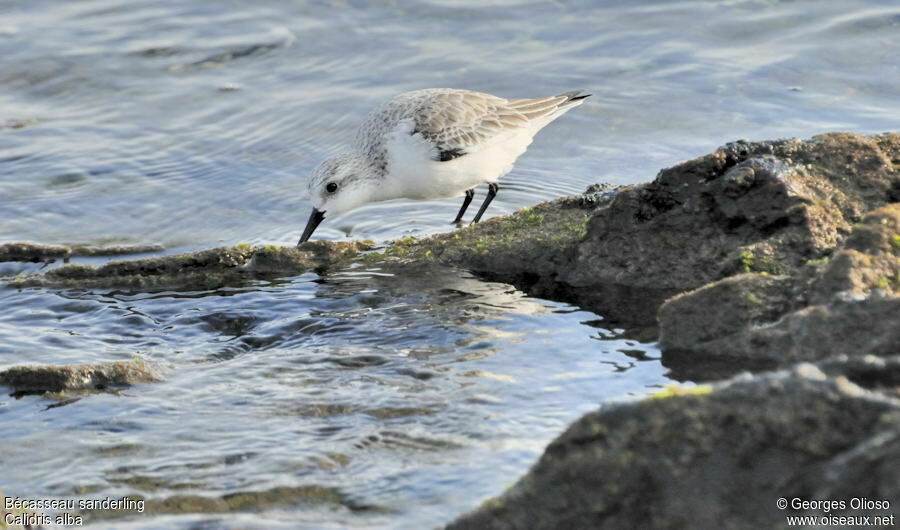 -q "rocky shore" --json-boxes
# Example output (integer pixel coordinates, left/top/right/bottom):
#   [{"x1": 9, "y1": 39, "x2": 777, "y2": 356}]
[
  {"x1": 1, "y1": 132, "x2": 897, "y2": 527},
  {"x1": 447, "y1": 357, "x2": 900, "y2": 529},
  {"x1": 442, "y1": 132, "x2": 900, "y2": 528}
]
